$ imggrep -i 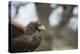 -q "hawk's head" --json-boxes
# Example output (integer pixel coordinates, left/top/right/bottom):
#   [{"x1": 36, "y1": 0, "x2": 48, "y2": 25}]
[{"x1": 25, "y1": 21, "x2": 46, "y2": 32}]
